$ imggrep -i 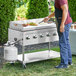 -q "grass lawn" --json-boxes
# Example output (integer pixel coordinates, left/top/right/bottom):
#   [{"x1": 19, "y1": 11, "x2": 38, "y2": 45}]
[{"x1": 0, "y1": 47, "x2": 76, "y2": 76}]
